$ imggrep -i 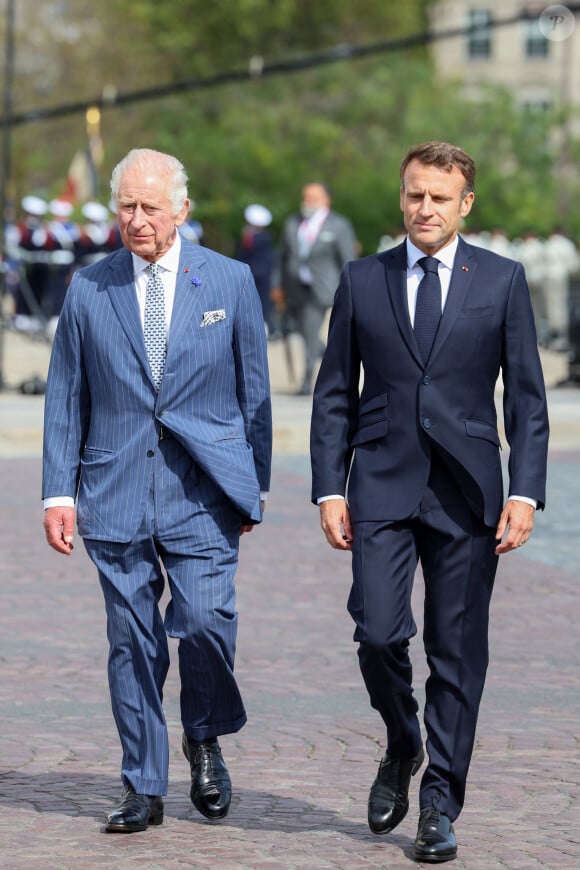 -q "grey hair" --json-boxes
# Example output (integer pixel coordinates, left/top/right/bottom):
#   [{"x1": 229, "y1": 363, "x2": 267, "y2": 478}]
[{"x1": 110, "y1": 148, "x2": 189, "y2": 216}]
